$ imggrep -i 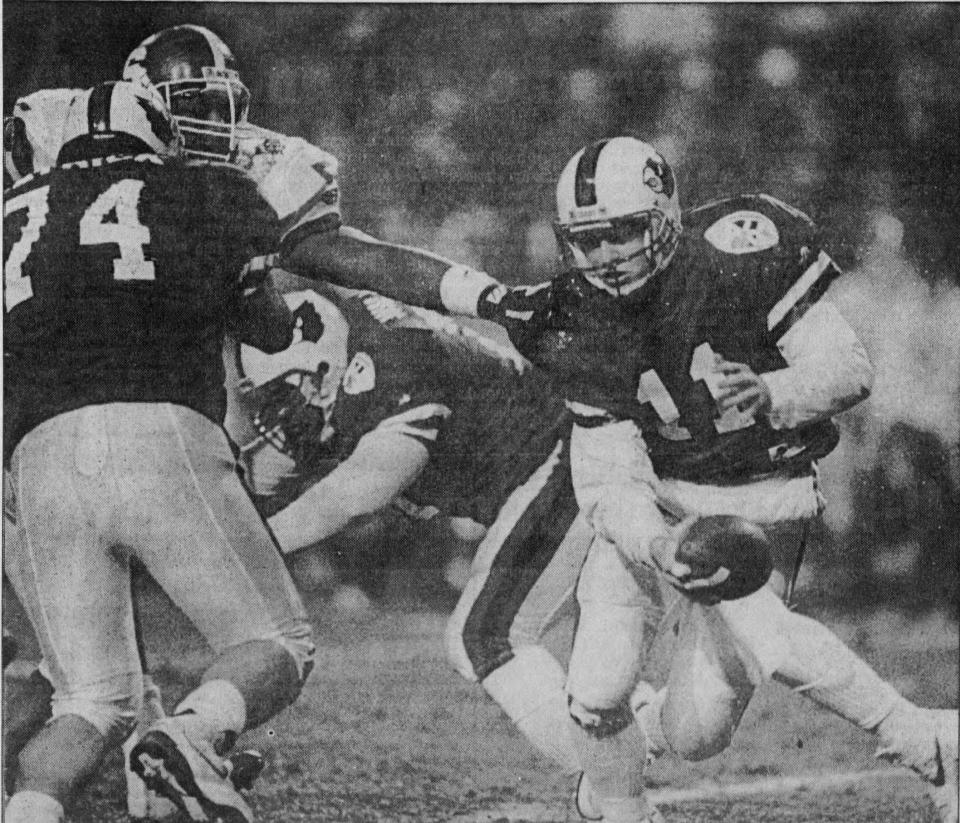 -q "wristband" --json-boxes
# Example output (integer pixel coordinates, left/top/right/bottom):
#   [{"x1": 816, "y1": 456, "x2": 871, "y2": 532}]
[{"x1": 439, "y1": 265, "x2": 500, "y2": 316}]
